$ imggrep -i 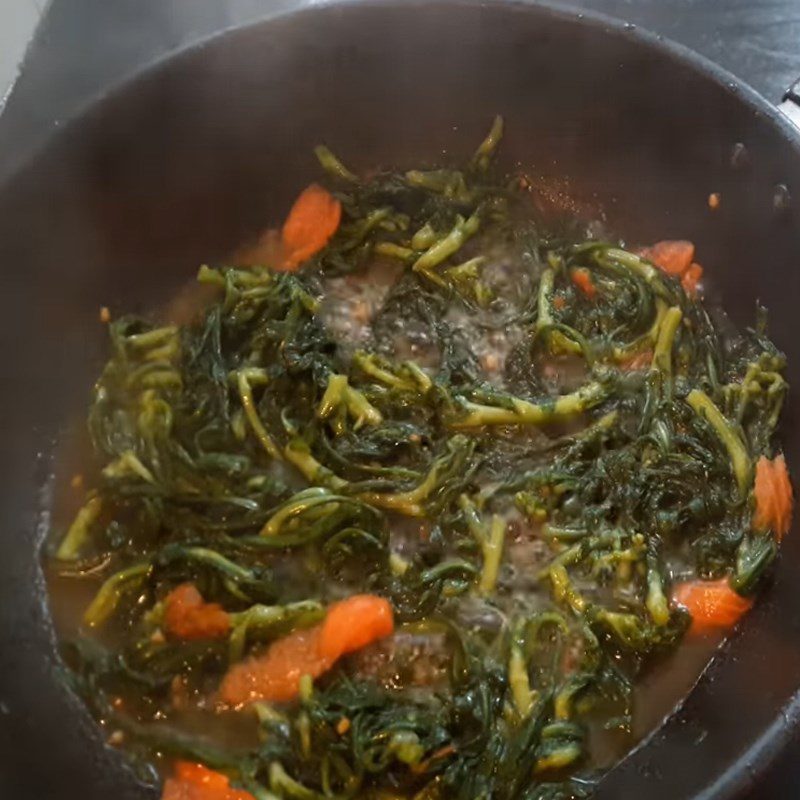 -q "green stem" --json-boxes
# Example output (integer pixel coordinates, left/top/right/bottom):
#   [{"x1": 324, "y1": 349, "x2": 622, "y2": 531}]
[
  {"x1": 533, "y1": 743, "x2": 582, "y2": 774},
  {"x1": 158, "y1": 545, "x2": 257, "y2": 583},
  {"x1": 343, "y1": 384, "x2": 383, "y2": 428},
  {"x1": 359, "y1": 462, "x2": 441, "y2": 517},
  {"x1": 259, "y1": 488, "x2": 336, "y2": 537},
  {"x1": 269, "y1": 762, "x2": 321, "y2": 800},
  {"x1": 651, "y1": 306, "x2": 682, "y2": 378},
  {"x1": 374, "y1": 242, "x2": 415, "y2": 261},
  {"x1": 687, "y1": 388, "x2": 751, "y2": 496},
  {"x1": 612, "y1": 299, "x2": 667, "y2": 362},
  {"x1": 314, "y1": 145, "x2": 358, "y2": 183},
  {"x1": 284, "y1": 440, "x2": 347, "y2": 491},
  {"x1": 554, "y1": 676, "x2": 591, "y2": 721},
  {"x1": 228, "y1": 601, "x2": 324, "y2": 662},
  {"x1": 508, "y1": 643, "x2": 536, "y2": 718},
  {"x1": 412, "y1": 212, "x2": 480, "y2": 279},
  {"x1": 450, "y1": 381, "x2": 608, "y2": 428},
  {"x1": 471, "y1": 115, "x2": 504, "y2": 171},
  {"x1": 353, "y1": 352, "x2": 429, "y2": 393},
  {"x1": 84, "y1": 562, "x2": 151, "y2": 628},
  {"x1": 318, "y1": 374, "x2": 383, "y2": 430},
  {"x1": 411, "y1": 223, "x2": 437, "y2": 250},
  {"x1": 237, "y1": 370, "x2": 282, "y2": 460},
  {"x1": 478, "y1": 515, "x2": 506, "y2": 596},
  {"x1": 645, "y1": 547, "x2": 670, "y2": 626},
  {"x1": 56, "y1": 495, "x2": 103, "y2": 561},
  {"x1": 548, "y1": 564, "x2": 586, "y2": 614},
  {"x1": 127, "y1": 326, "x2": 179, "y2": 350},
  {"x1": 603, "y1": 247, "x2": 663, "y2": 285},
  {"x1": 535, "y1": 268, "x2": 581, "y2": 355}
]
